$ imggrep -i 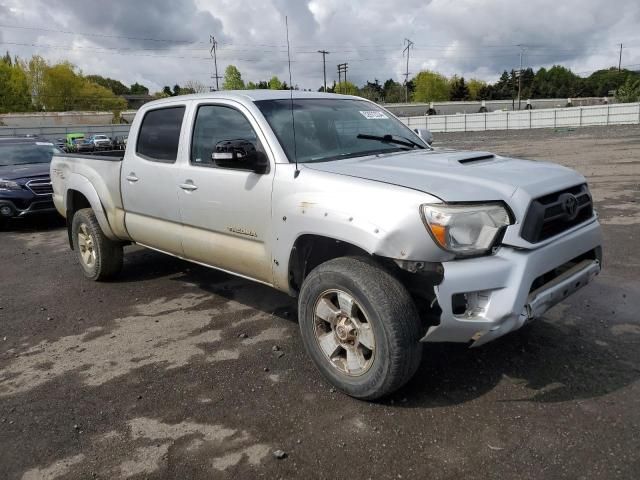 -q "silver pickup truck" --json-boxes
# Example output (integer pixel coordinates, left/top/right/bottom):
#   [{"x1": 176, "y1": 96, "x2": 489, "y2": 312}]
[{"x1": 51, "y1": 91, "x2": 603, "y2": 399}]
